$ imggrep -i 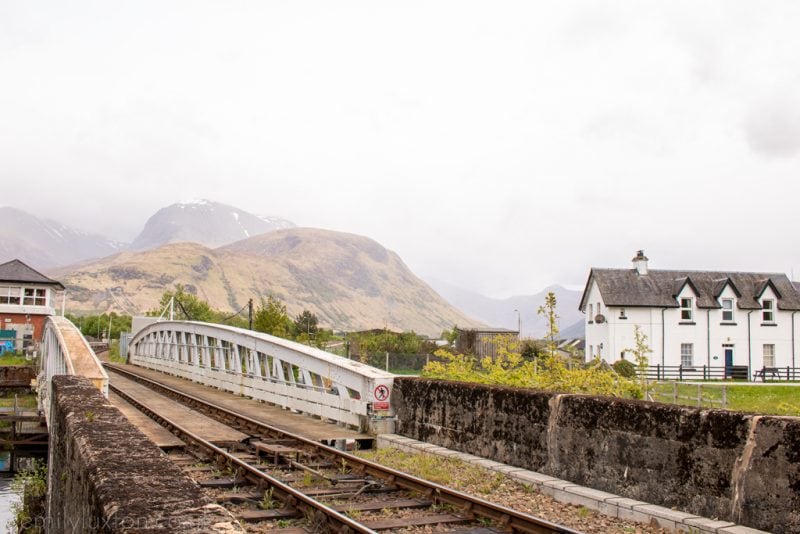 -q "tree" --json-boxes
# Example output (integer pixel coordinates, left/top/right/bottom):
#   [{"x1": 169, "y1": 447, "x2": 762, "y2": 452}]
[
  {"x1": 294, "y1": 310, "x2": 319, "y2": 336},
  {"x1": 625, "y1": 325, "x2": 653, "y2": 398},
  {"x1": 537, "y1": 291, "x2": 560, "y2": 362},
  {"x1": 151, "y1": 285, "x2": 214, "y2": 322},
  {"x1": 253, "y1": 295, "x2": 292, "y2": 338},
  {"x1": 67, "y1": 312, "x2": 132, "y2": 340}
]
